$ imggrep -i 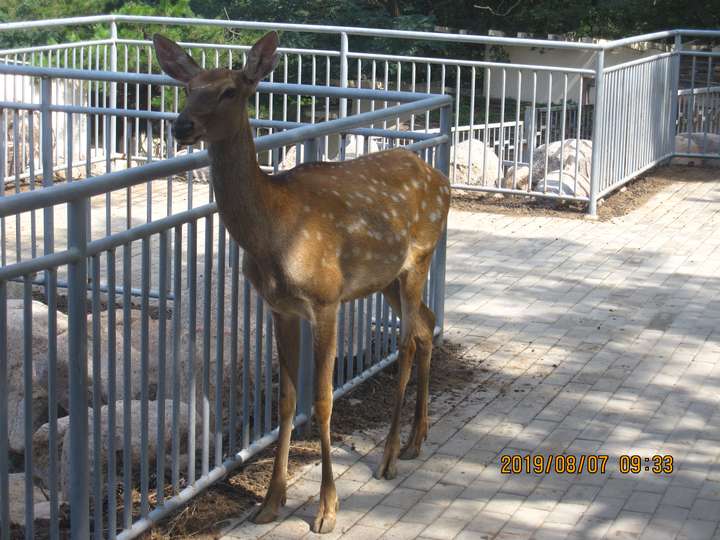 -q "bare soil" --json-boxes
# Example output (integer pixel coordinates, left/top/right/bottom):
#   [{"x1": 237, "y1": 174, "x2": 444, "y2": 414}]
[
  {"x1": 141, "y1": 339, "x2": 476, "y2": 539},
  {"x1": 450, "y1": 164, "x2": 718, "y2": 221}
]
